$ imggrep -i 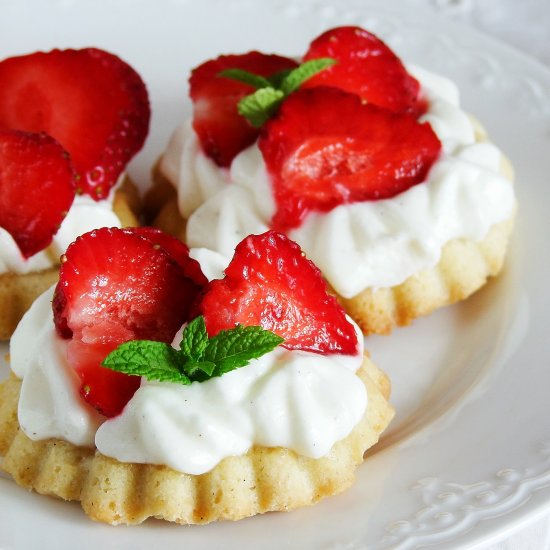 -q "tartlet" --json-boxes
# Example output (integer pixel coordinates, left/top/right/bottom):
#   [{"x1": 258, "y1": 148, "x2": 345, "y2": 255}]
[
  {"x1": 0, "y1": 228, "x2": 394, "y2": 524},
  {"x1": 149, "y1": 26, "x2": 516, "y2": 334},
  {"x1": 0, "y1": 356, "x2": 392, "y2": 524}
]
